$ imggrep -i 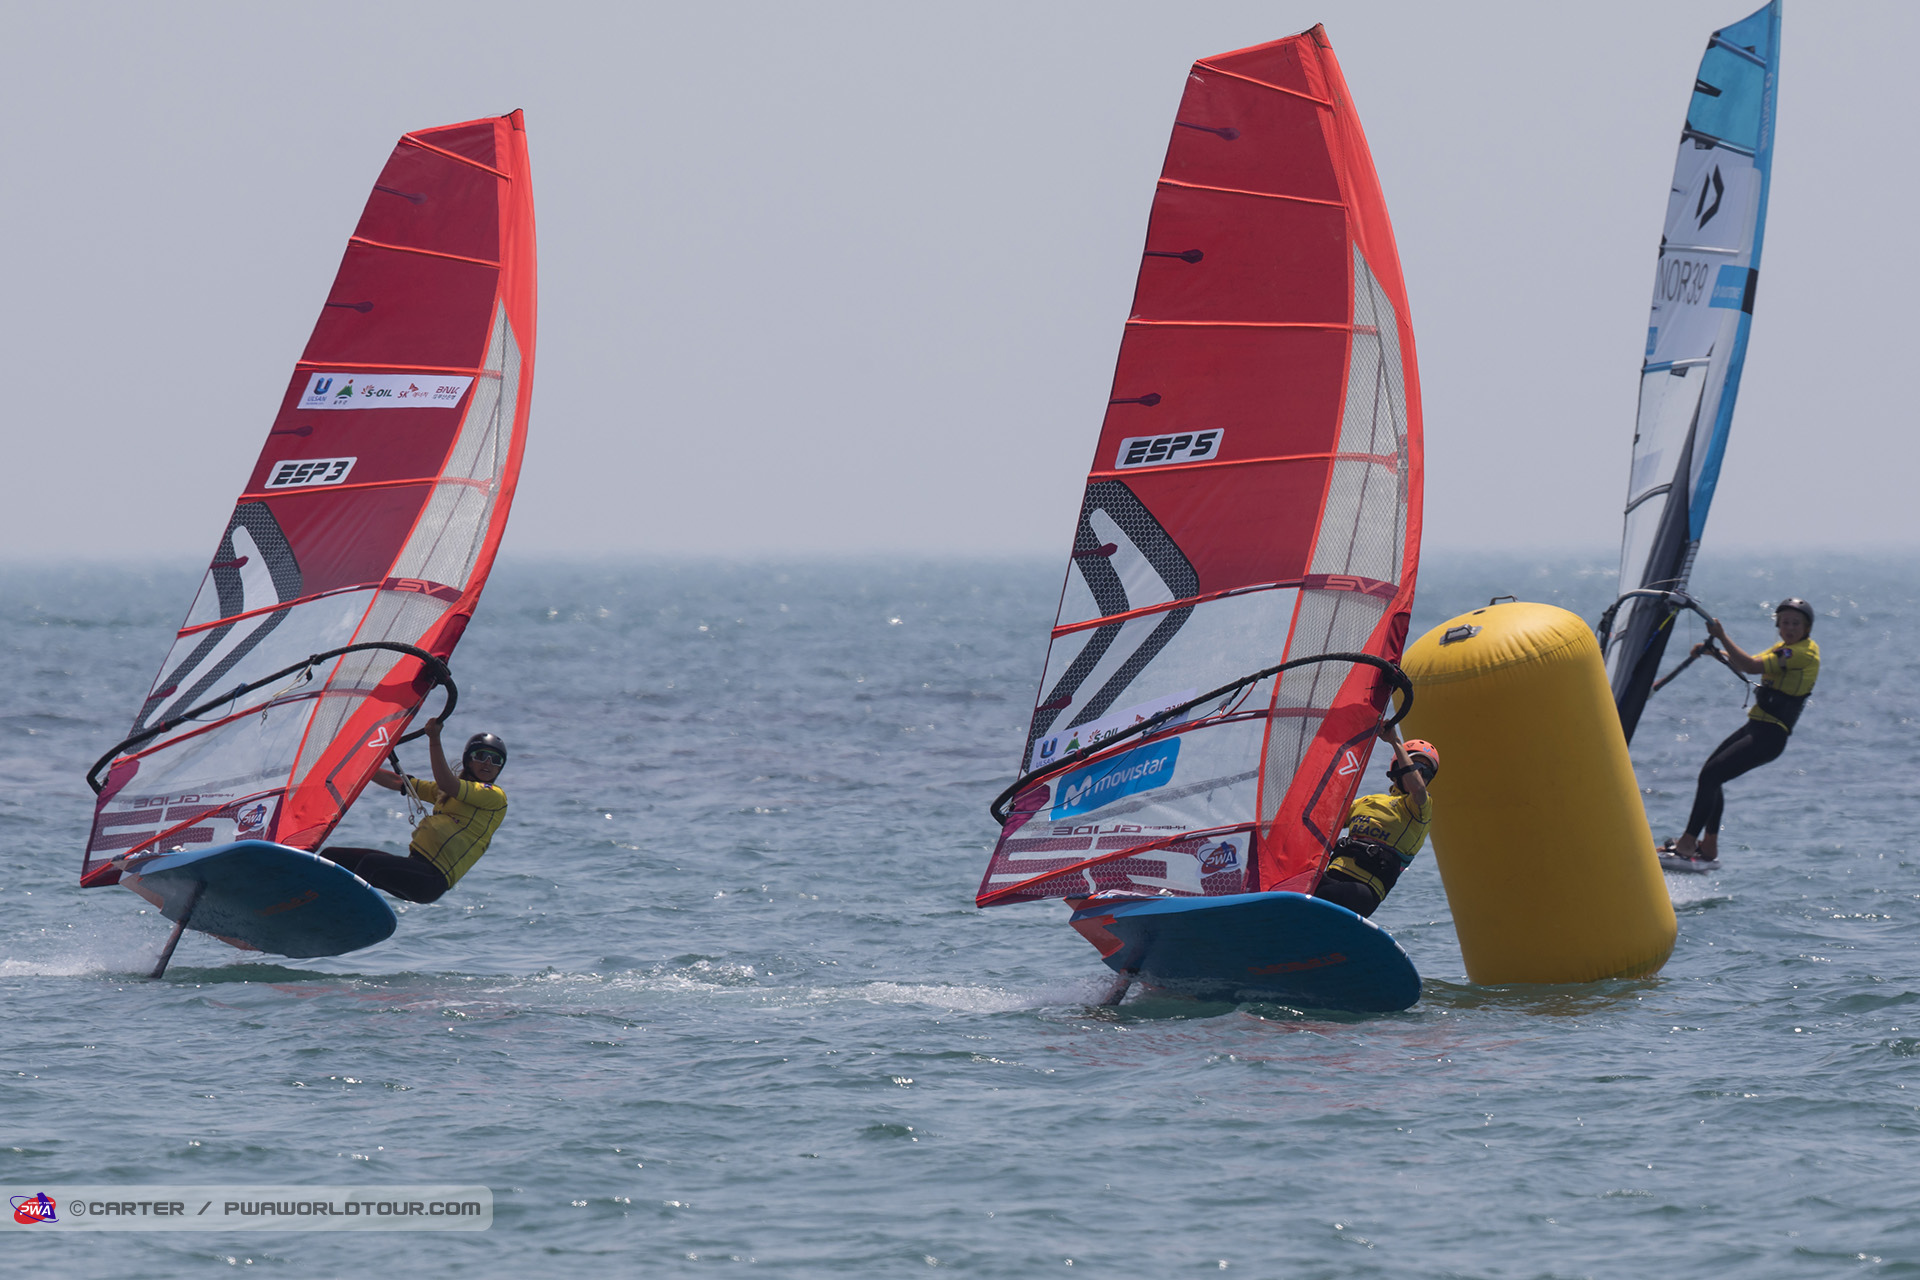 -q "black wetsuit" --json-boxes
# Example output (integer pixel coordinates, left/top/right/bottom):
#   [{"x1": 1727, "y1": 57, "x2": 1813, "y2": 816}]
[
  {"x1": 1682, "y1": 640, "x2": 1817, "y2": 847},
  {"x1": 318, "y1": 847, "x2": 450, "y2": 904},
  {"x1": 1682, "y1": 721, "x2": 1789, "y2": 845}
]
